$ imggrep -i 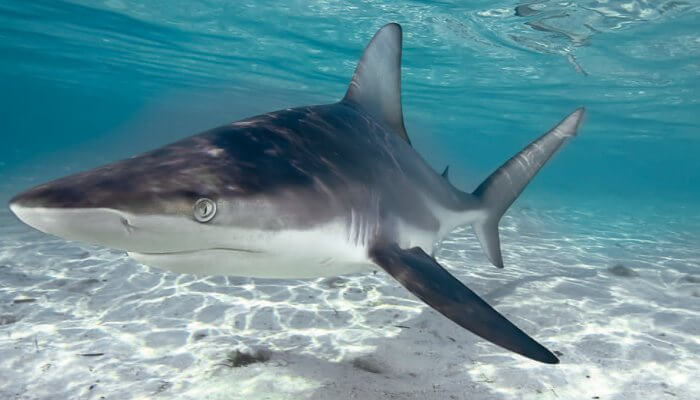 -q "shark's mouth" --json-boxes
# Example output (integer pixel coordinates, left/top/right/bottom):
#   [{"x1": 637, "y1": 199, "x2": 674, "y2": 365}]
[
  {"x1": 127, "y1": 247, "x2": 267, "y2": 276},
  {"x1": 137, "y1": 247, "x2": 263, "y2": 256}
]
